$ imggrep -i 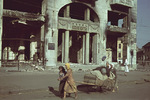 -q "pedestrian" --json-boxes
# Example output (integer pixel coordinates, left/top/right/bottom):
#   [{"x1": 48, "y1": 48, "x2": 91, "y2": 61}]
[
  {"x1": 59, "y1": 63, "x2": 77, "y2": 99},
  {"x1": 109, "y1": 63, "x2": 118, "y2": 92},
  {"x1": 58, "y1": 66, "x2": 67, "y2": 97},
  {"x1": 106, "y1": 62, "x2": 118, "y2": 92},
  {"x1": 106, "y1": 62, "x2": 111, "y2": 77},
  {"x1": 124, "y1": 59, "x2": 129, "y2": 76}
]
